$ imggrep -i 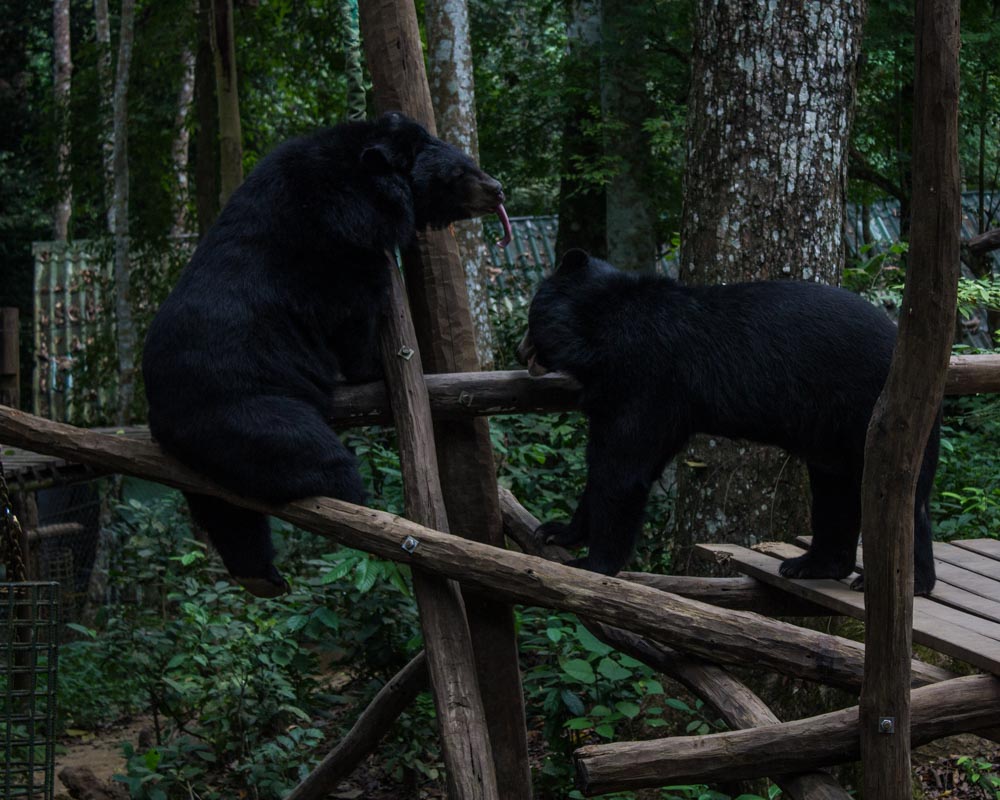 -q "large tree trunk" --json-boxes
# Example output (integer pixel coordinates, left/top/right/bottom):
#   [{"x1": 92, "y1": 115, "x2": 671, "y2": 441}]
[
  {"x1": 210, "y1": 0, "x2": 242, "y2": 206},
  {"x1": 342, "y1": 0, "x2": 365, "y2": 121},
  {"x1": 672, "y1": 0, "x2": 867, "y2": 572},
  {"x1": 52, "y1": 0, "x2": 72, "y2": 240},
  {"x1": 426, "y1": 0, "x2": 495, "y2": 369},
  {"x1": 111, "y1": 0, "x2": 136, "y2": 425},
  {"x1": 93, "y1": 0, "x2": 114, "y2": 230},
  {"x1": 600, "y1": 0, "x2": 655, "y2": 271},
  {"x1": 555, "y1": 0, "x2": 607, "y2": 259},
  {"x1": 194, "y1": 0, "x2": 220, "y2": 234},
  {"x1": 169, "y1": 45, "x2": 196, "y2": 238}
]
